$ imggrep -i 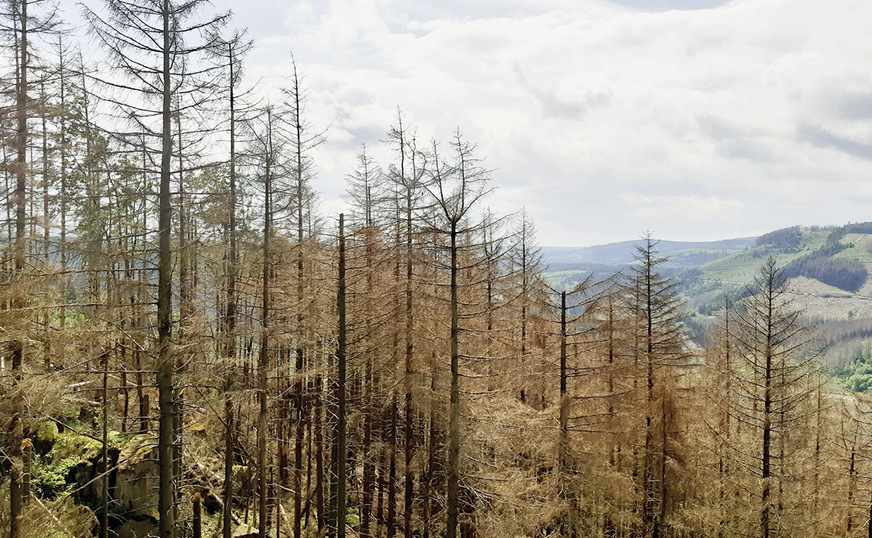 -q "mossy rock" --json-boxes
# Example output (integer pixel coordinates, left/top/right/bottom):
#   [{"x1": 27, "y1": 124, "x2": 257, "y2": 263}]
[
  {"x1": 232, "y1": 464, "x2": 252, "y2": 490},
  {"x1": 28, "y1": 419, "x2": 59, "y2": 454},
  {"x1": 115, "y1": 433, "x2": 160, "y2": 520},
  {"x1": 48, "y1": 428, "x2": 102, "y2": 462}
]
